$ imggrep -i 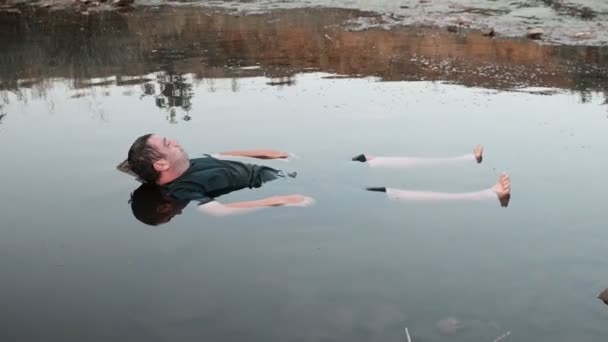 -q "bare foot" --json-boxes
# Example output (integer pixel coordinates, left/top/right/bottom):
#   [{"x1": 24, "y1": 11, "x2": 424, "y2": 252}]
[
  {"x1": 474, "y1": 144, "x2": 483, "y2": 163},
  {"x1": 492, "y1": 172, "x2": 511, "y2": 207}
]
